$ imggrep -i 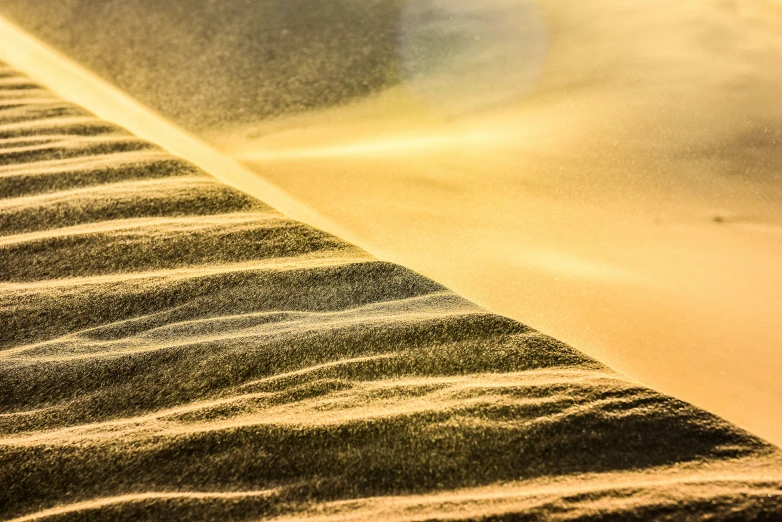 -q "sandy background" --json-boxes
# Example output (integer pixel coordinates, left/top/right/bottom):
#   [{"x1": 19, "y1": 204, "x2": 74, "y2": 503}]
[
  {"x1": 2, "y1": 58, "x2": 782, "y2": 521},
  {"x1": 2, "y1": 0, "x2": 781, "y2": 447}
]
